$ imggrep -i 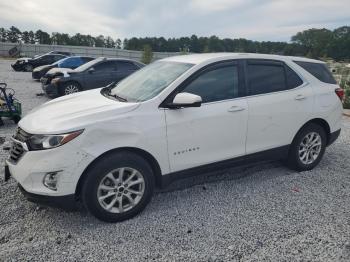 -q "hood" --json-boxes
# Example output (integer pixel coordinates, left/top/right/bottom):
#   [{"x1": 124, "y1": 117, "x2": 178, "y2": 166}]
[
  {"x1": 16, "y1": 57, "x2": 31, "y2": 63},
  {"x1": 19, "y1": 88, "x2": 140, "y2": 134},
  {"x1": 46, "y1": 67, "x2": 74, "y2": 76}
]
